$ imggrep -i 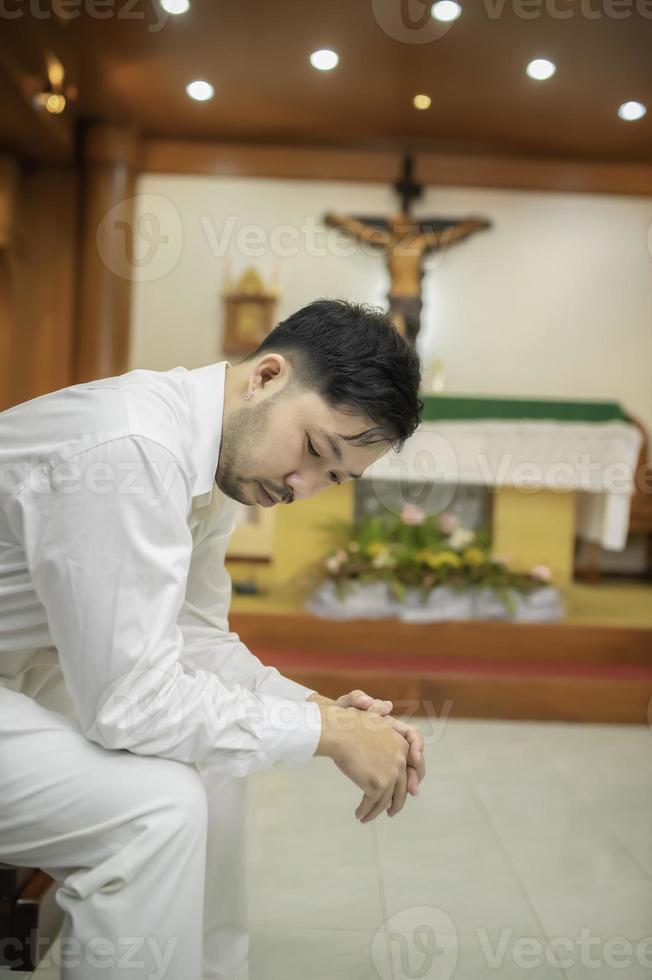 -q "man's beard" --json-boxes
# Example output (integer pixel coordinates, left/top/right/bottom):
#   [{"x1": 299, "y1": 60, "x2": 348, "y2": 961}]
[{"x1": 214, "y1": 396, "x2": 277, "y2": 505}]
